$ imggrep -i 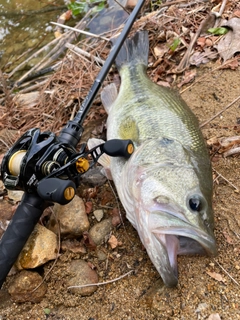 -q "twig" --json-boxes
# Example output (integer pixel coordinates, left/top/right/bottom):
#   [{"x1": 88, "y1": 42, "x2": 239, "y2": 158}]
[
  {"x1": 16, "y1": 79, "x2": 49, "y2": 94},
  {"x1": 0, "y1": 69, "x2": 11, "y2": 105},
  {"x1": 68, "y1": 270, "x2": 134, "y2": 289},
  {"x1": 213, "y1": 168, "x2": 239, "y2": 192},
  {"x1": 177, "y1": 13, "x2": 215, "y2": 72},
  {"x1": 214, "y1": 259, "x2": 239, "y2": 286},
  {"x1": 16, "y1": 13, "x2": 92, "y2": 86},
  {"x1": 51, "y1": 22, "x2": 109, "y2": 42},
  {"x1": 65, "y1": 43, "x2": 105, "y2": 65},
  {"x1": 8, "y1": 37, "x2": 60, "y2": 79},
  {"x1": 200, "y1": 95, "x2": 240, "y2": 128}
]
